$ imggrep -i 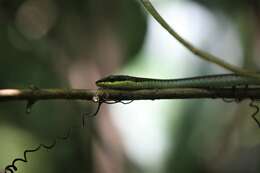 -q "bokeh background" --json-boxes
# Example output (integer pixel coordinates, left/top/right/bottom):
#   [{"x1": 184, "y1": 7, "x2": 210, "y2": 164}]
[{"x1": 1, "y1": 0, "x2": 260, "y2": 172}]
